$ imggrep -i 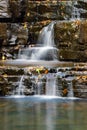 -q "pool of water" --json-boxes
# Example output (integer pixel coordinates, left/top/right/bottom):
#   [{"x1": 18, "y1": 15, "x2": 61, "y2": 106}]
[{"x1": 0, "y1": 96, "x2": 87, "y2": 130}]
